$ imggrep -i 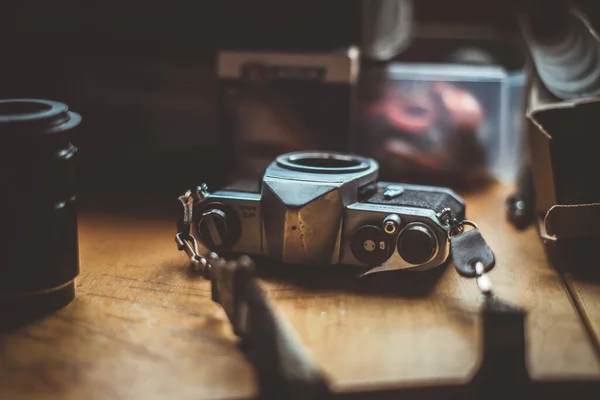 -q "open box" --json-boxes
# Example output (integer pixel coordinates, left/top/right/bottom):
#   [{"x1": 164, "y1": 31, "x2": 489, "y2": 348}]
[{"x1": 527, "y1": 79, "x2": 600, "y2": 245}]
